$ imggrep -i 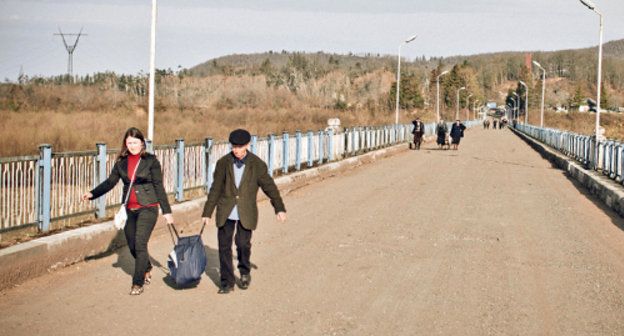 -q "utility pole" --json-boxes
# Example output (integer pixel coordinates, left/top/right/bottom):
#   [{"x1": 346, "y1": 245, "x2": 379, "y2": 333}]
[{"x1": 54, "y1": 27, "x2": 87, "y2": 80}]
